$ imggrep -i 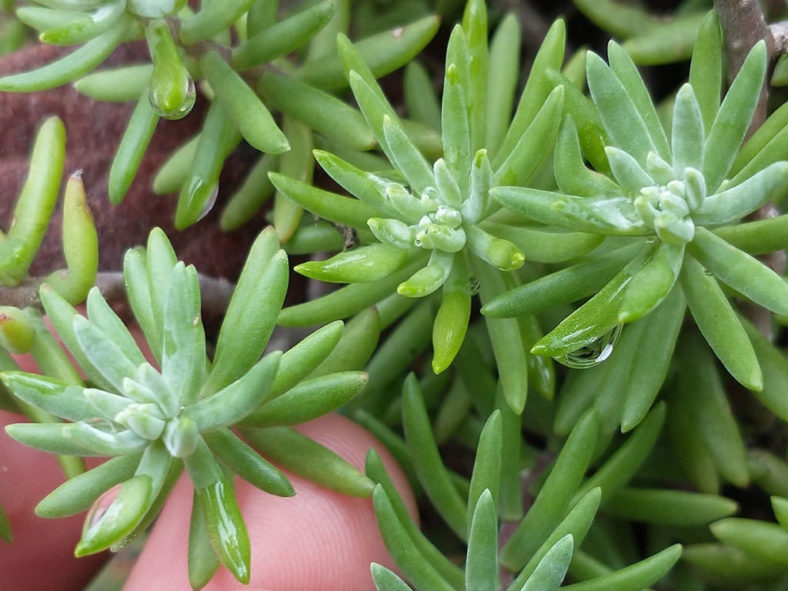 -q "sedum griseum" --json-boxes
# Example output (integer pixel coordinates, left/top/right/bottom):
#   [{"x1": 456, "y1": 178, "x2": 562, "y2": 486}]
[
  {"x1": 1, "y1": 0, "x2": 440, "y2": 231},
  {"x1": 272, "y1": 2, "x2": 585, "y2": 413},
  {"x1": 0, "y1": 227, "x2": 372, "y2": 587},
  {"x1": 487, "y1": 15, "x2": 788, "y2": 395}
]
